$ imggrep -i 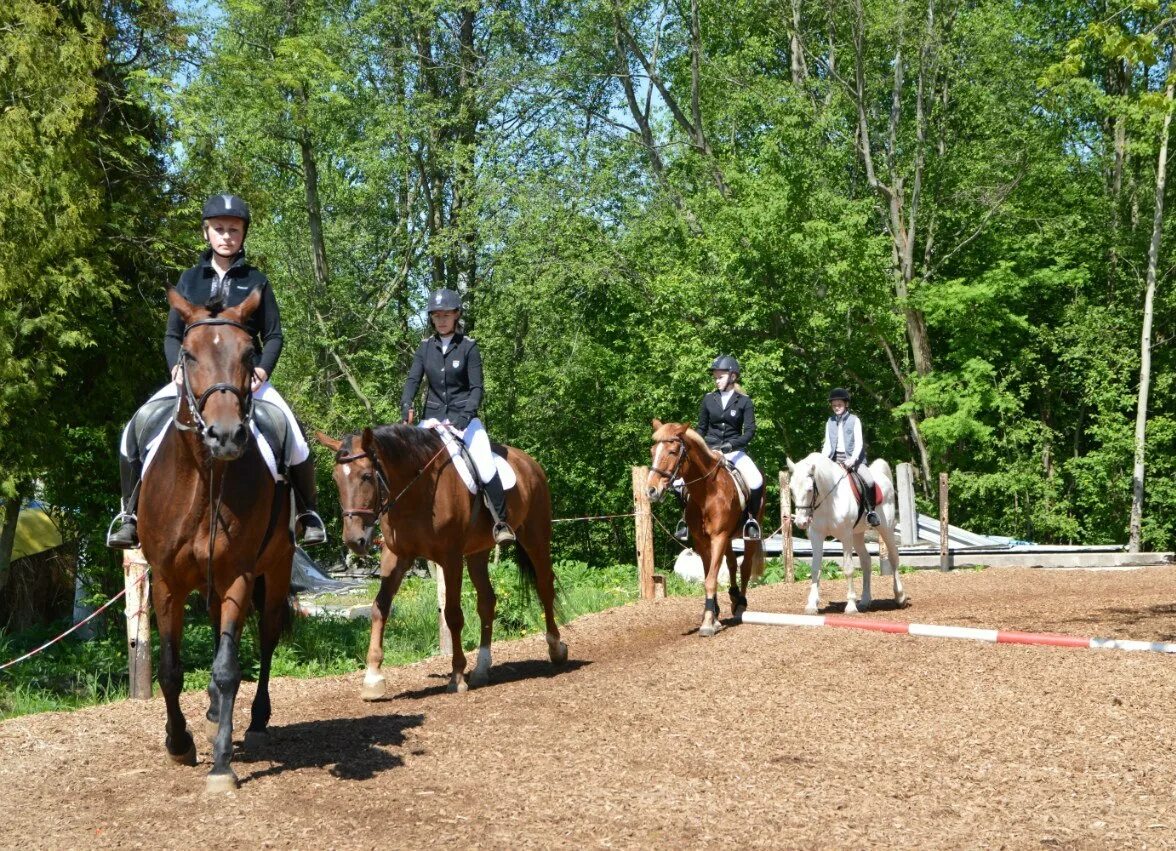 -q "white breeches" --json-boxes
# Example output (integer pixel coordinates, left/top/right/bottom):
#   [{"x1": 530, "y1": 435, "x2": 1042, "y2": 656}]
[
  {"x1": 459, "y1": 418, "x2": 497, "y2": 482},
  {"x1": 725, "y1": 451, "x2": 763, "y2": 490},
  {"x1": 121, "y1": 381, "x2": 309, "y2": 465}
]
